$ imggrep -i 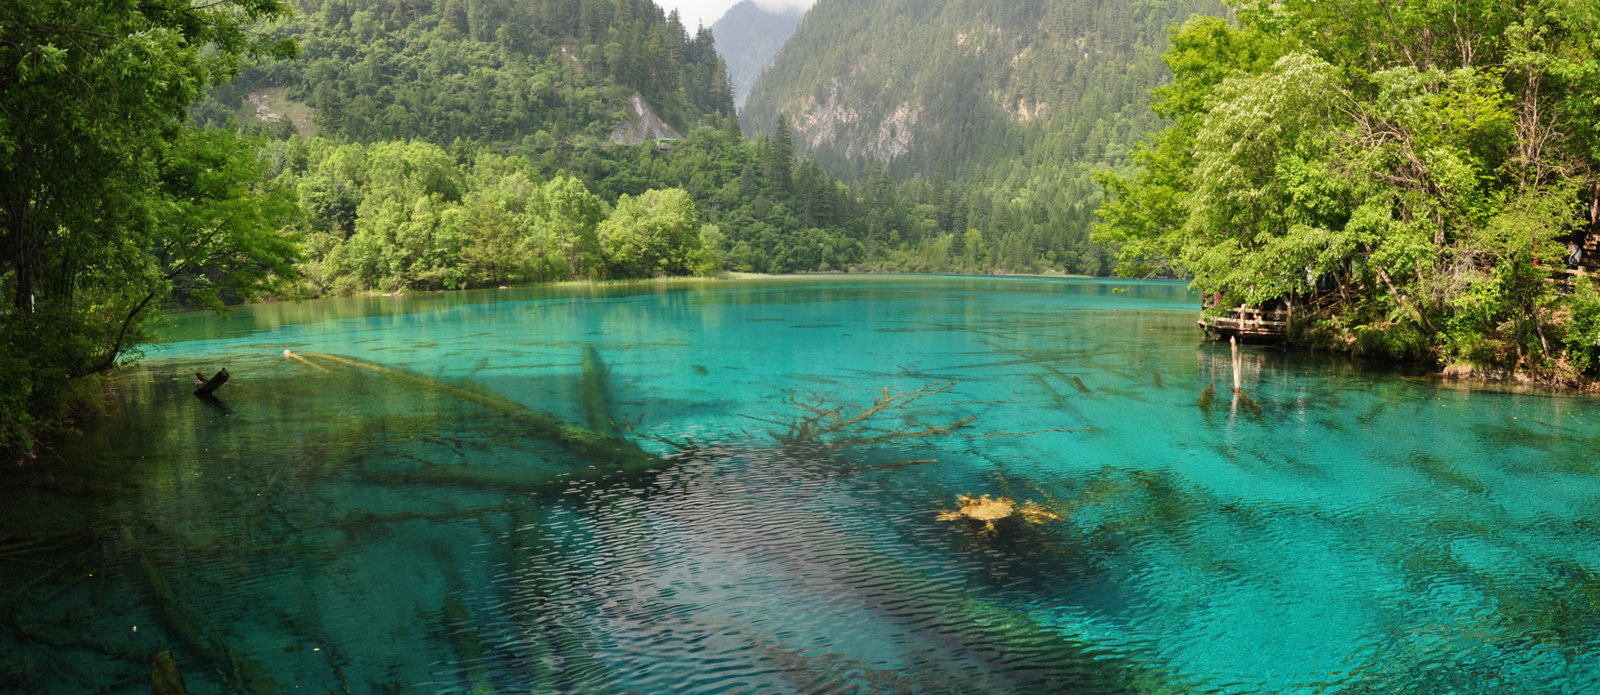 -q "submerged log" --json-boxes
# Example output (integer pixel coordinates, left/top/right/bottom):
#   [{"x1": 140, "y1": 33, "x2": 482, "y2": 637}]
[
  {"x1": 580, "y1": 345, "x2": 618, "y2": 438},
  {"x1": 294, "y1": 351, "x2": 657, "y2": 475},
  {"x1": 4, "y1": 471, "x2": 138, "y2": 498},
  {"x1": 138, "y1": 556, "x2": 287, "y2": 695},
  {"x1": 434, "y1": 545, "x2": 498, "y2": 694},
  {"x1": 193, "y1": 369, "x2": 230, "y2": 396},
  {"x1": 0, "y1": 526, "x2": 99, "y2": 560},
  {"x1": 1231, "y1": 387, "x2": 1264, "y2": 419},
  {"x1": 282, "y1": 349, "x2": 329, "y2": 373},
  {"x1": 0, "y1": 540, "x2": 99, "y2": 611},
  {"x1": 325, "y1": 507, "x2": 497, "y2": 531},
  {"x1": 747, "y1": 382, "x2": 978, "y2": 452},
  {"x1": 504, "y1": 503, "x2": 618, "y2": 691},
  {"x1": 150, "y1": 649, "x2": 191, "y2": 695},
  {"x1": 672, "y1": 480, "x2": 1168, "y2": 691},
  {"x1": 354, "y1": 467, "x2": 587, "y2": 494}
]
